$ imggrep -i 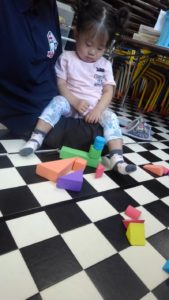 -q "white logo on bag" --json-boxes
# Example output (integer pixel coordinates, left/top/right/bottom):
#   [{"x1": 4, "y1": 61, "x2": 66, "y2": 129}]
[{"x1": 47, "y1": 31, "x2": 58, "y2": 58}]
